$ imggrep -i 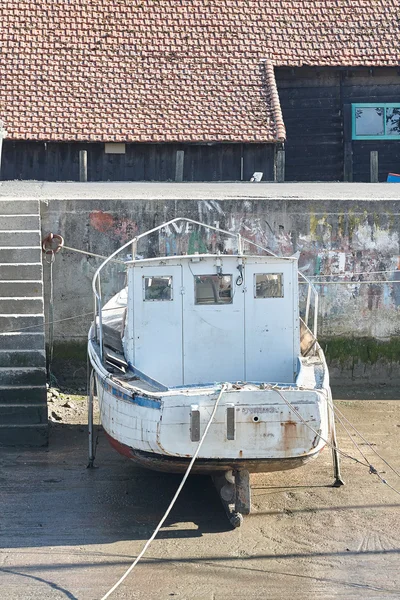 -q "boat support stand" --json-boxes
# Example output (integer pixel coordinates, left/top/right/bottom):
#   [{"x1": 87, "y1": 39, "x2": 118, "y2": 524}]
[
  {"x1": 331, "y1": 420, "x2": 345, "y2": 487},
  {"x1": 212, "y1": 469, "x2": 251, "y2": 528},
  {"x1": 328, "y1": 395, "x2": 345, "y2": 487},
  {"x1": 87, "y1": 370, "x2": 95, "y2": 469}
]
